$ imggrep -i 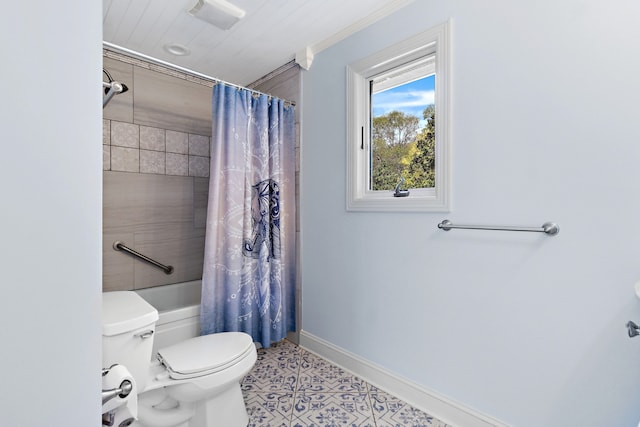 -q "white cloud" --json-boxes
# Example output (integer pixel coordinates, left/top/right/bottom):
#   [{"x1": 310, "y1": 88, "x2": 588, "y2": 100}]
[{"x1": 373, "y1": 90, "x2": 435, "y2": 116}]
